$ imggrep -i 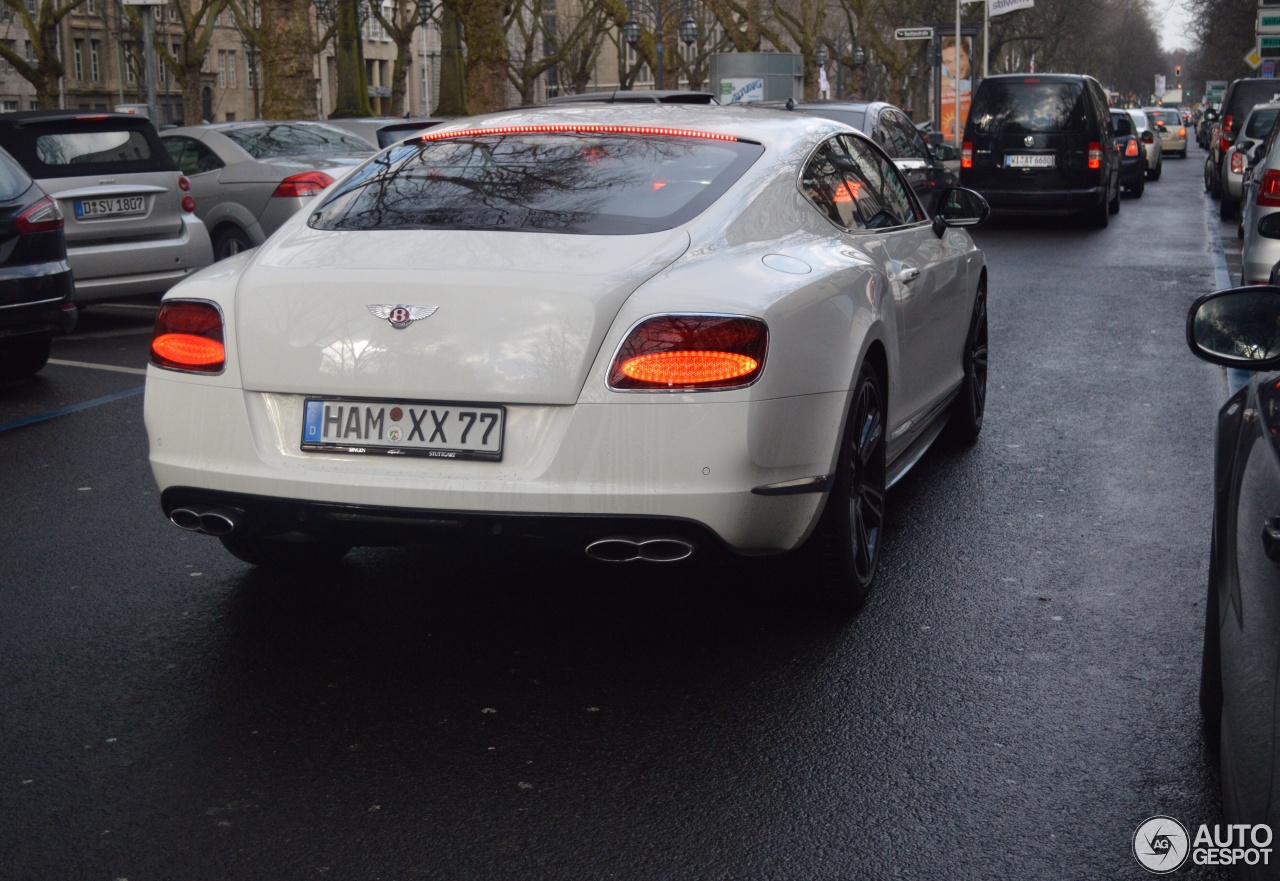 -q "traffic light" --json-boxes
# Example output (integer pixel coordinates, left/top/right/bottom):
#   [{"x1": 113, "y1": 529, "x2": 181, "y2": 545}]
[{"x1": 1176, "y1": 65, "x2": 1182, "y2": 77}]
